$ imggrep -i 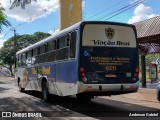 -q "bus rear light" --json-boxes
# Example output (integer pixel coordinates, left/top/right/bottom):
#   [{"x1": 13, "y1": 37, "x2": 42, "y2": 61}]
[
  {"x1": 134, "y1": 73, "x2": 138, "y2": 77},
  {"x1": 135, "y1": 67, "x2": 139, "y2": 73},
  {"x1": 80, "y1": 67, "x2": 85, "y2": 72},
  {"x1": 81, "y1": 22, "x2": 85, "y2": 27},
  {"x1": 130, "y1": 85, "x2": 134, "y2": 89},
  {"x1": 88, "y1": 86, "x2": 92, "y2": 89},
  {"x1": 81, "y1": 73, "x2": 86, "y2": 77}
]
